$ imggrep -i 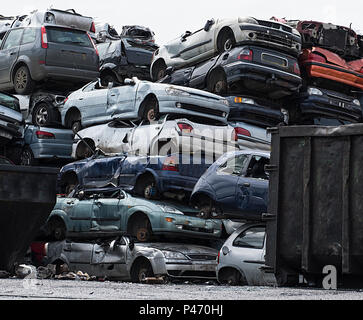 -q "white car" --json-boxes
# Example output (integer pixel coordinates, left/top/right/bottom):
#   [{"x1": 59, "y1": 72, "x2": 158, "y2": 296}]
[
  {"x1": 151, "y1": 17, "x2": 302, "y2": 80},
  {"x1": 72, "y1": 116, "x2": 239, "y2": 159}
]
